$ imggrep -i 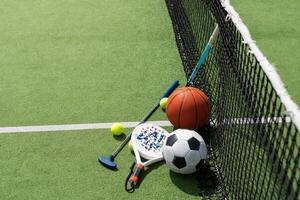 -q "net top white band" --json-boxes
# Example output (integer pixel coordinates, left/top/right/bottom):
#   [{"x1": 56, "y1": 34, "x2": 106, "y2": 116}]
[{"x1": 221, "y1": 0, "x2": 300, "y2": 132}]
